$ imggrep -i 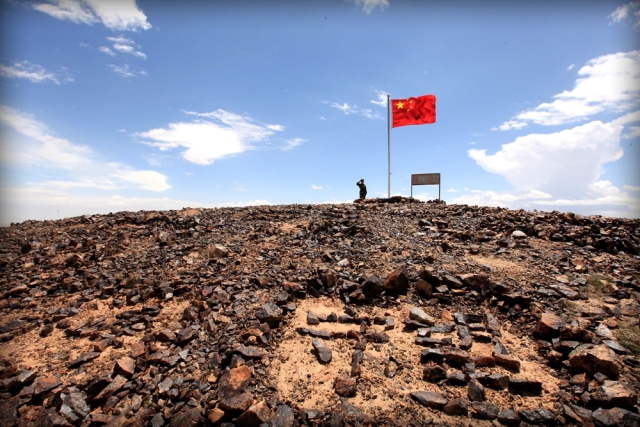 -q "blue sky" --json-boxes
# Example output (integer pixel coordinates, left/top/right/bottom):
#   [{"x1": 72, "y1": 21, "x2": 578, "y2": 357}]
[{"x1": 1, "y1": 0, "x2": 639, "y2": 225}]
